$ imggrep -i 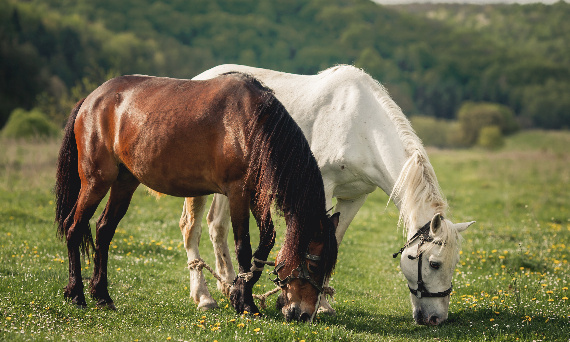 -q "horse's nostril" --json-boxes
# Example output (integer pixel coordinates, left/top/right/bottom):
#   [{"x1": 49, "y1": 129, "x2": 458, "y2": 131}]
[
  {"x1": 428, "y1": 315, "x2": 440, "y2": 325},
  {"x1": 299, "y1": 312, "x2": 311, "y2": 322}
]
